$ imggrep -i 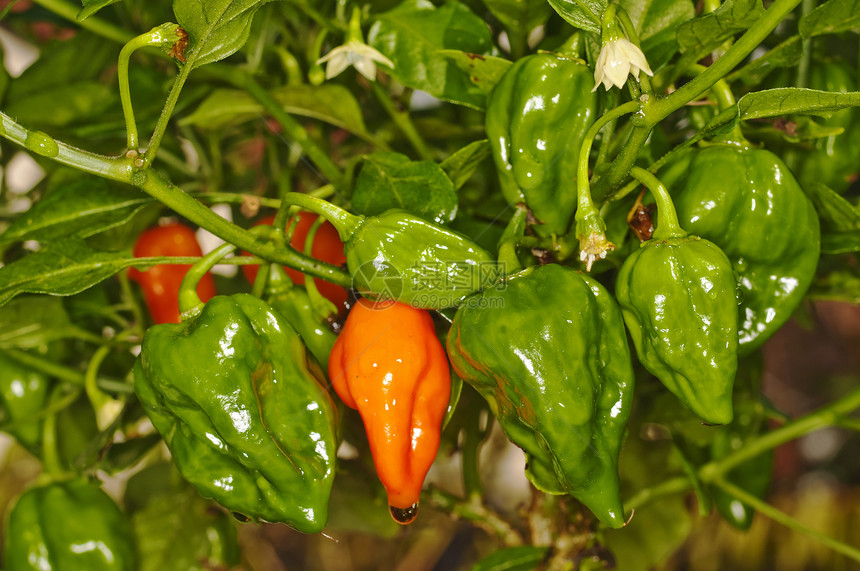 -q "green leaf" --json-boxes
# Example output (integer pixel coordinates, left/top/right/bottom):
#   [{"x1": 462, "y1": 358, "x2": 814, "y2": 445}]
[
  {"x1": 173, "y1": 0, "x2": 274, "y2": 69},
  {"x1": 799, "y1": 0, "x2": 860, "y2": 38},
  {"x1": 440, "y1": 139, "x2": 492, "y2": 190},
  {"x1": 0, "y1": 239, "x2": 135, "y2": 306},
  {"x1": 368, "y1": 0, "x2": 494, "y2": 110},
  {"x1": 737, "y1": 88, "x2": 860, "y2": 120},
  {"x1": 0, "y1": 180, "x2": 154, "y2": 245},
  {"x1": 676, "y1": 0, "x2": 763, "y2": 58},
  {"x1": 179, "y1": 85, "x2": 371, "y2": 139},
  {"x1": 619, "y1": 0, "x2": 695, "y2": 69},
  {"x1": 804, "y1": 182, "x2": 860, "y2": 254},
  {"x1": 546, "y1": 0, "x2": 606, "y2": 34},
  {"x1": 352, "y1": 151, "x2": 458, "y2": 224},
  {"x1": 0, "y1": 297, "x2": 78, "y2": 349},
  {"x1": 470, "y1": 546, "x2": 550, "y2": 571},
  {"x1": 727, "y1": 36, "x2": 802, "y2": 86},
  {"x1": 438, "y1": 50, "x2": 512, "y2": 96},
  {"x1": 78, "y1": 0, "x2": 123, "y2": 20}
]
